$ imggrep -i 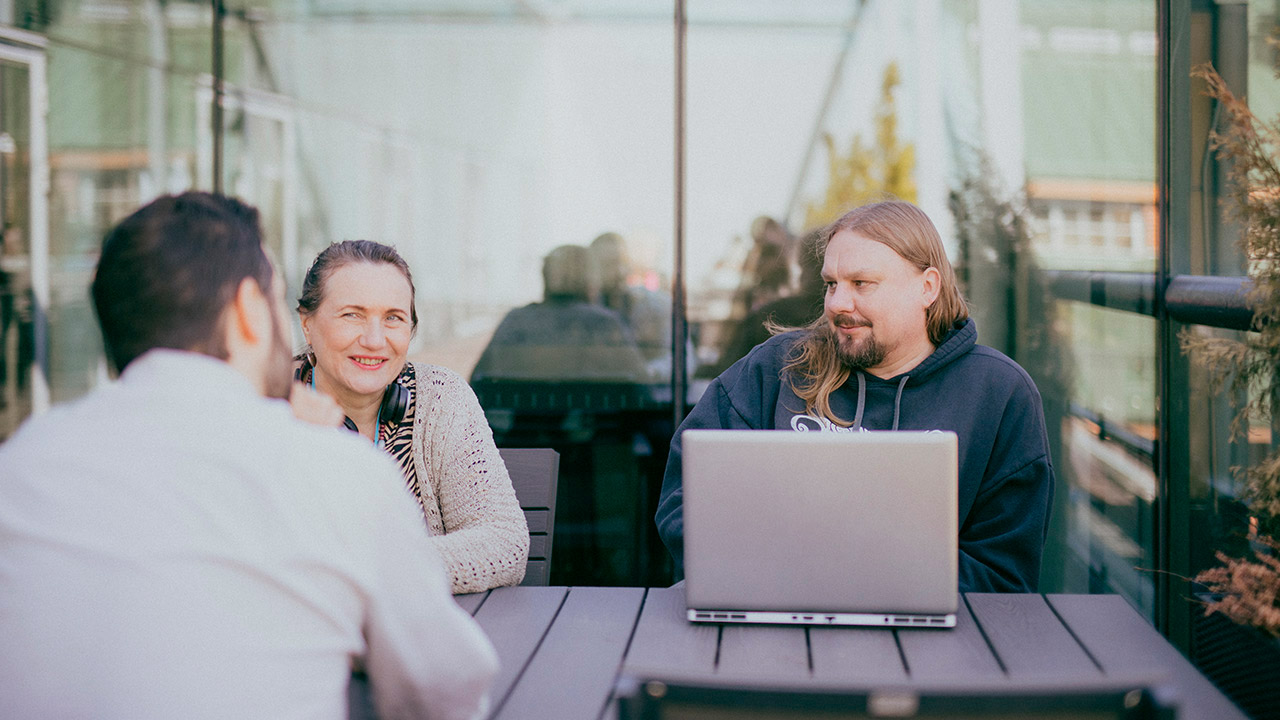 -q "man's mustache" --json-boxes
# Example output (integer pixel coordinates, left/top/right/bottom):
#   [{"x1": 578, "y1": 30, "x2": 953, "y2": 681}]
[{"x1": 830, "y1": 313, "x2": 872, "y2": 329}]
